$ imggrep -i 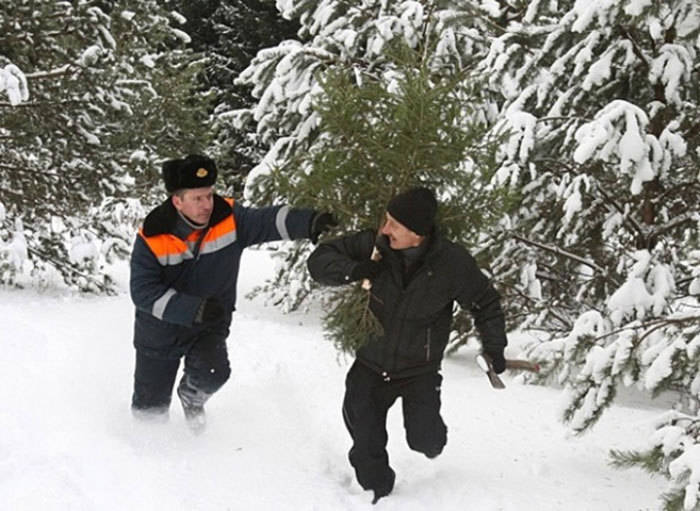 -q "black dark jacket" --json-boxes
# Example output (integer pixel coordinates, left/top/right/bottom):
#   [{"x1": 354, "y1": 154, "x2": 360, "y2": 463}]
[{"x1": 307, "y1": 229, "x2": 507, "y2": 379}]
